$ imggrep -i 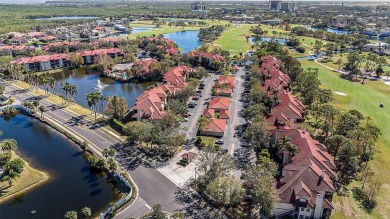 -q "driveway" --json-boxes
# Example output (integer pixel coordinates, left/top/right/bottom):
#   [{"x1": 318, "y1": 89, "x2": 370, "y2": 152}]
[
  {"x1": 223, "y1": 67, "x2": 247, "y2": 154},
  {"x1": 180, "y1": 73, "x2": 218, "y2": 143}
]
